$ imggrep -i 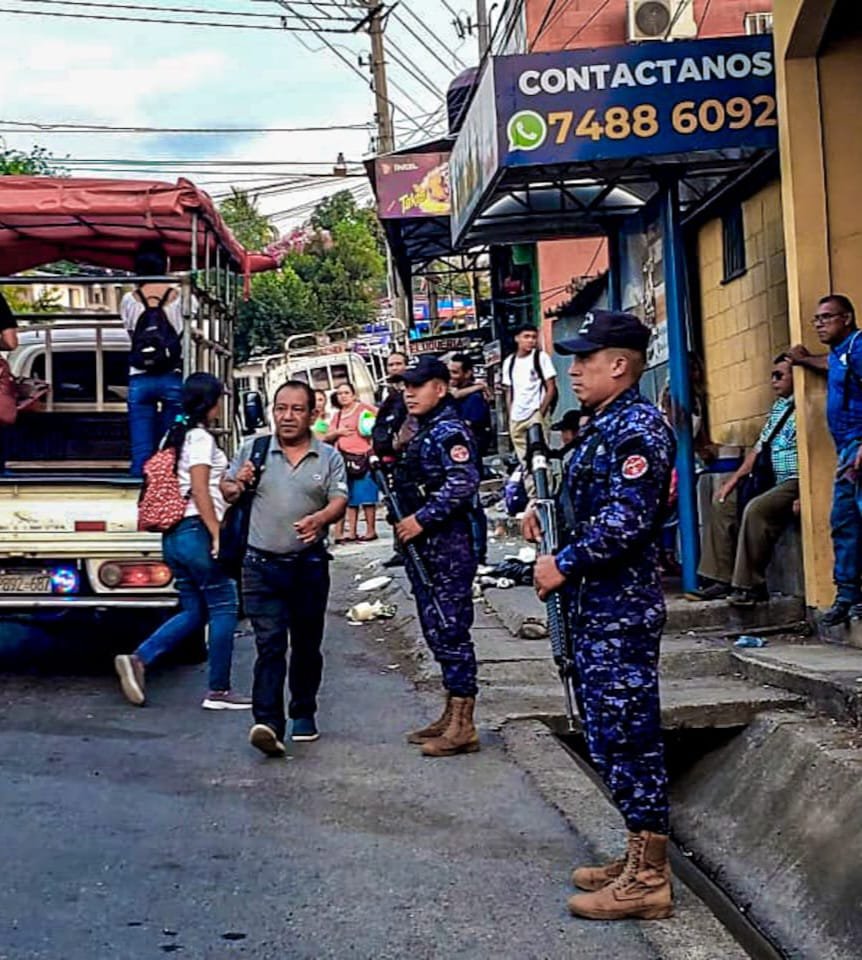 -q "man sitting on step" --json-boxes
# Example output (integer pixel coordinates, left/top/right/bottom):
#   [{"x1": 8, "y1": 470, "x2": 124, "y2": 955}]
[{"x1": 695, "y1": 355, "x2": 799, "y2": 607}]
